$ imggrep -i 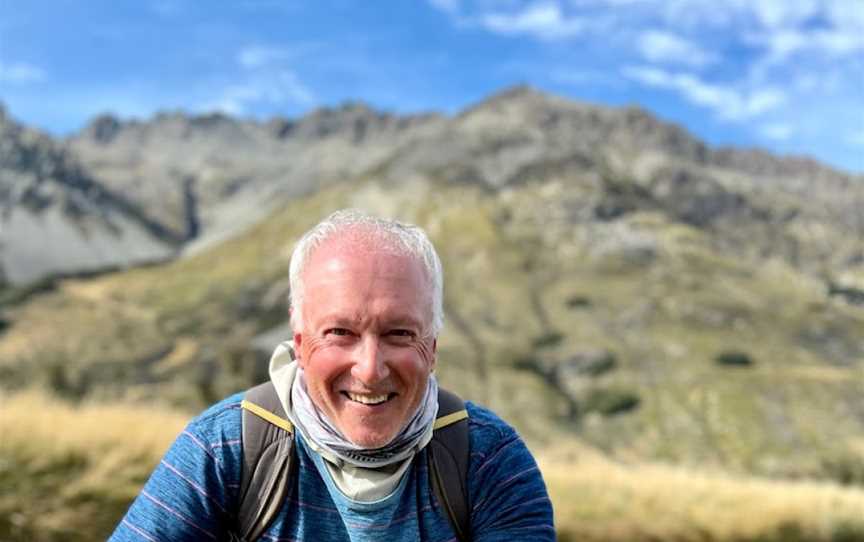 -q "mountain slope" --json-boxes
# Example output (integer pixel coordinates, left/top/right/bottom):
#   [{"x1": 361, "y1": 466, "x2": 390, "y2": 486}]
[
  {"x1": 0, "y1": 107, "x2": 179, "y2": 285},
  {"x1": 1, "y1": 174, "x2": 861, "y2": 482},
  {"x1": 1, "y1": 87, "x2": 862, "y2": 484}
]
